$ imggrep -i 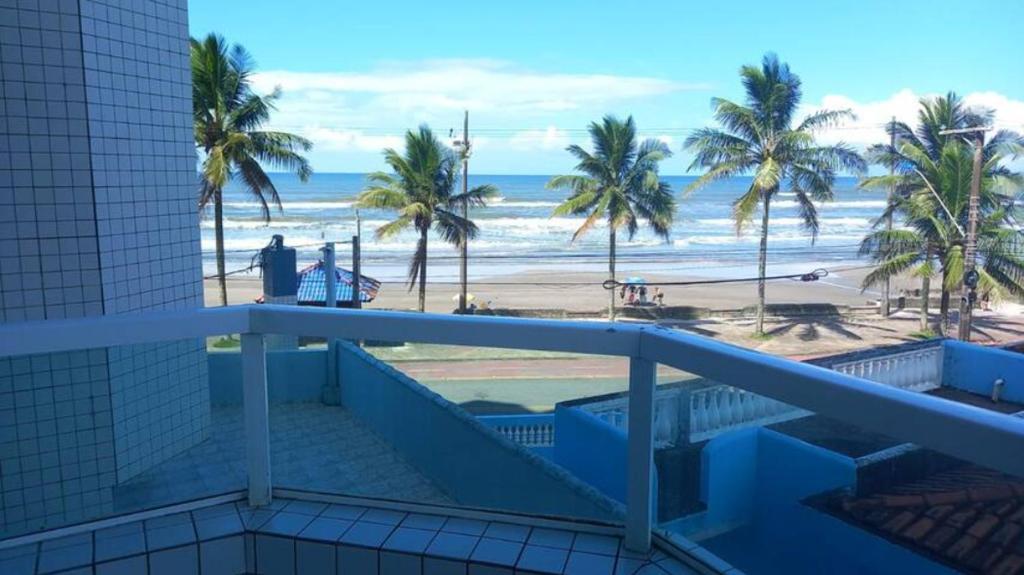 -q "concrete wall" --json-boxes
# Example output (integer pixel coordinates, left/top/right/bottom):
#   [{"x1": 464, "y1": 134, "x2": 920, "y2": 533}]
[
  {"x1": 0, "y1": 0, "x2": 205, "y2": 536},
  {"x1": 207, "y1": 349, "x2": 326, "y2": 406},
  {"x1": 335, "y1": 341, "x2": 622, "y2": 521},
  {"x1": 669, "y1": 428, "x2": 953, "y2": 574},
  {"x1": 942, "y1": 340, "x2": 1024, "y2": 402},
  {"x1": 553, "y1": 405, "x2": 658, "y2": 515}
]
